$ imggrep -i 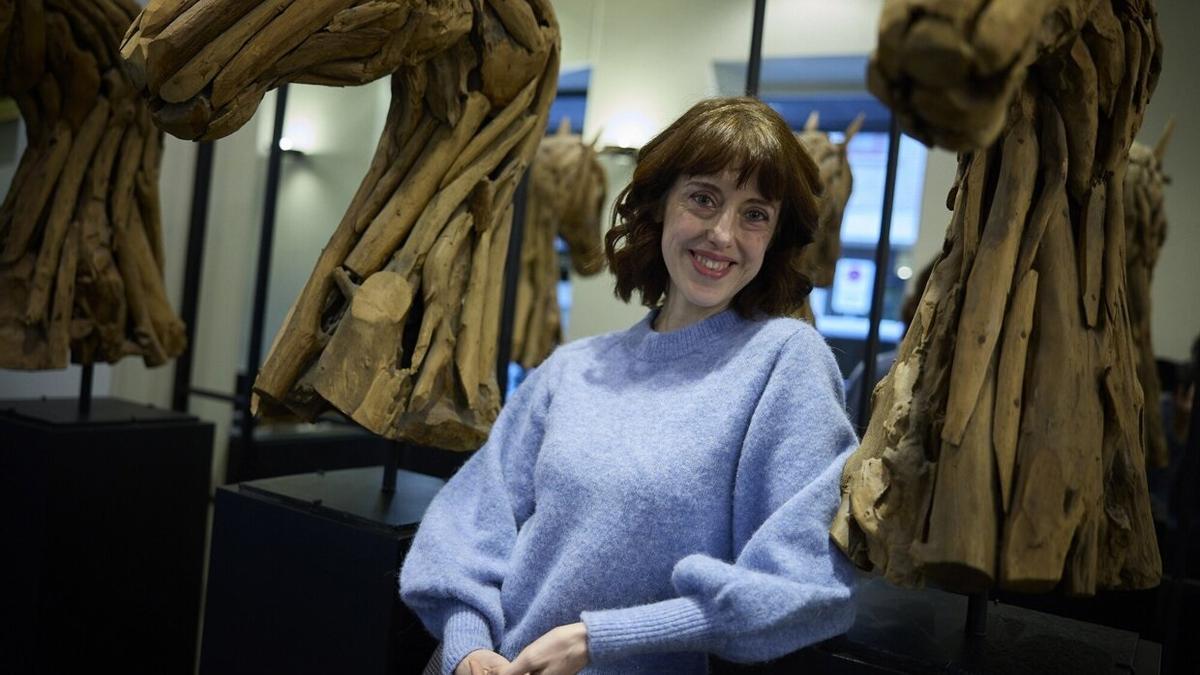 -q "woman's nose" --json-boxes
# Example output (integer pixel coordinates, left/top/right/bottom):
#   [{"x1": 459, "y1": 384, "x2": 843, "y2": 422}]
[{"x1": 707, "y1": 209, "x2": 735, "y2": 246}]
